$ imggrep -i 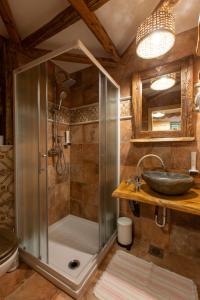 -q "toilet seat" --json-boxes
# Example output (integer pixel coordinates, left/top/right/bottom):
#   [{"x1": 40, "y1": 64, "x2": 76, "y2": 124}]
[{"x1": 0, "y1": 228, "x2": 18, "y2": 265}]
